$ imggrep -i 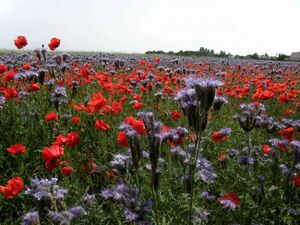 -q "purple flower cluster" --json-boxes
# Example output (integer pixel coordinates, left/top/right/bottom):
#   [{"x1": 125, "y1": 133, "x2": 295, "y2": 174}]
[
  {"x1": 24, "y1": 177, "x2": 87, "y2": 225},
  {"x1": 201, "y1": 191, "x2": 216, "y2": 201},
  {"x1": 110, "y1": 153, "x2": 131, "y2": 169},
  {"x1": 193, "y1": 209, "x2": 210, "y2": 224},
  {"x1": 25, "y1": 177, "x2": 68, "y2": 200},
  {"x1": 157, "y1": 126, "x2": 188, "y2": 142},
  {"x1": 51, "y1": 86, "x2": 68, "y2": 109},
  {"x1": 175, "y1": 88, "x2": 197, "y2": 109},
  {"x1": 101, "y1": 183, "x2": 152, "y2": 224},
  {"x1": 219, "y1": 128, "x2": 232, "y2": 136},
  {"x1": 21, "y1": 211, "x2": 40, "y2": 225},
  {"x1": 234, "y1": 103, "x2": 265, "y2": 132},
  {"x1": 213, "y1": 95, "x2": 228, "y2": 111},
  {"x1": 18, "y1": 91, "x2": 29, "y2": 100},
  {"x1": 48, "y1": 206, "x2": 87, "y2": 225},
  {"x1": 195, "y1": 156, "x2": 217, "y2": 184},
  {"x1": 184, "y1": 77, "x2": 223, "y2": 88},
  {"x1": 170, "y1": 146, "x2": 191, "y2": 164},
  {"x1": 256, "y1": 115, "x2": 284, "y2": 133},
  {"x1": 219, "y1": 199, "x2": 239, "y2": 210}
]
